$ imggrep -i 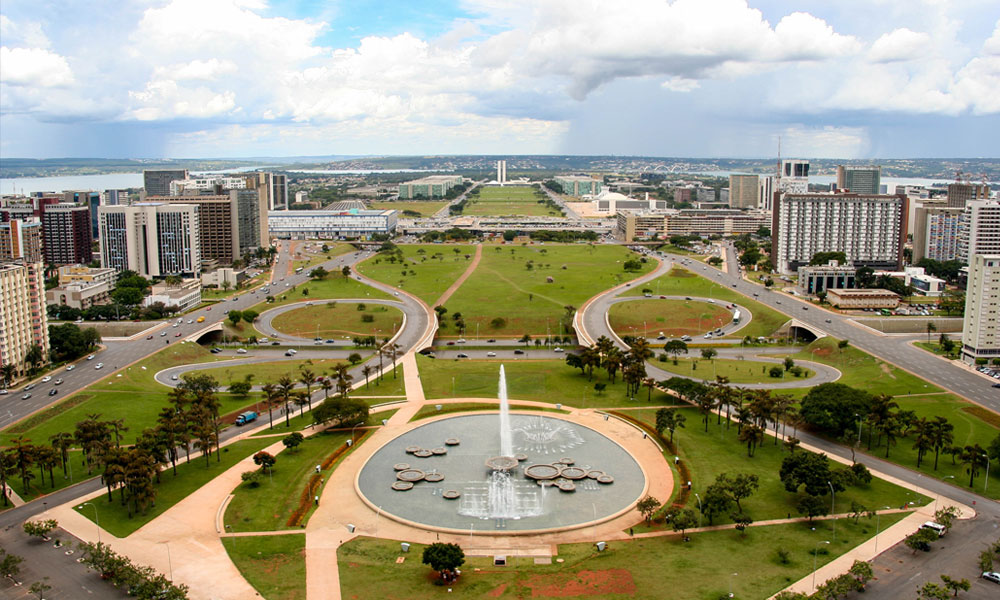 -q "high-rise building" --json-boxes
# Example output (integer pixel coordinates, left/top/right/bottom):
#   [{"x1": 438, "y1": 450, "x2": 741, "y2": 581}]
[
  {"x1": 729, "y1": 174, "x2": 760, "y2": 209},
  {"x1": 61, "y1": 191, "x2": 101, "y2": 238},
  {"x1": 143, "y1": 169, "x2": 189, "y2": 196},
  {"x1": 0, "y1": 260, "x2": 49, "y2": 378},
  {"x1": 961, "y1": 254, "x2": 1000, "y2": 363},
  {"x1": 778, "y1": 159, "x2": 809, "y2": 193},
  {"x1": 836, "y1": 165, "x2": 881, "y2": 194},
  {"x1": 98, "y1": 203, "x2": 201, "y2": 278},
  {"x1": 102, "y1": 189, "x2": 129, "y2": 206},
  {"x1": 0, "y1": 219, "x2": 44, "y2": 263},
  {"x1": 144, "y1": 191, "x2": 260, "y2": 264},
  {"x1": 771, "y1": 192, "x2": 908, "y2": 274},
  {"x1": 958, "y1": 200, "x2": 1000, "y2": 263},
  {"x1": 758, "y1": 176, "x2": 775, "y2": 212},
  {"x1": 913, "y1": 206, "x2": 964, "y2": 263},
  {"x1": 496, "y1": 160, "x2": 507, "y2": 184},
  {"x1": 0, "y1": 198, "x2": 93, "y2": 265},
  {"x1": 947, "y1": 183, "x2": 990, "y2": 208}
]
